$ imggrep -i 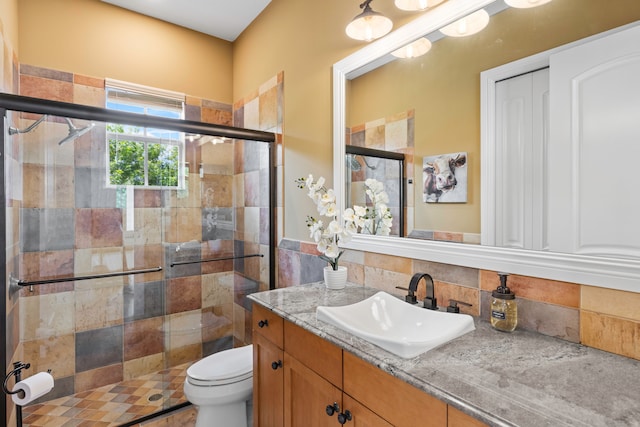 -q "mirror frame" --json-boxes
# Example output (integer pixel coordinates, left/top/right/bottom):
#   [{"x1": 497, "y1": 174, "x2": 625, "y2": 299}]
[{"x1": 333, "y1": 0, "x2": 640, "y2": 293}]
